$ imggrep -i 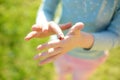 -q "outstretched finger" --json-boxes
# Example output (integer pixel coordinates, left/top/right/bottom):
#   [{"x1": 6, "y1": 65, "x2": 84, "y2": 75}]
[
  {"x1": 34, "y1": 47, "x2": 62, "y2": 60},
  {"x1": 68, "y1": 22, "x2": 84, "y2": 35},
  {"x1": 39, "y1": 52, "x2": 64, "y2": 65},
  {"x1": 37, "y1": 40, "x2": 60, "y2": 50},
  {"x1": 24, "y1": 31, "x2": 38, "y2": 41},
  {"x1": 32, "y1": 24, "x2": 42, "y2": 31},
  {"x1": 49, "y1": 21, "x2": 64, "y2": 39}
]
